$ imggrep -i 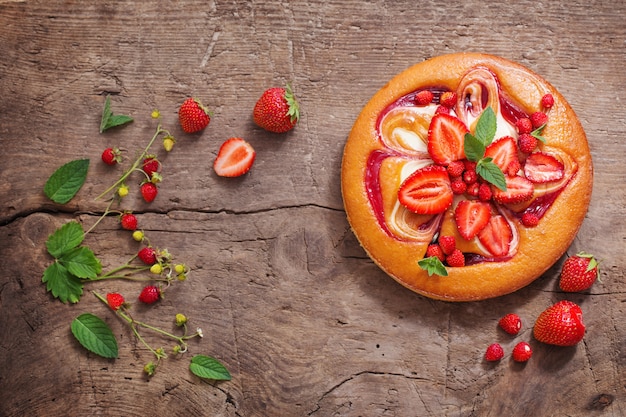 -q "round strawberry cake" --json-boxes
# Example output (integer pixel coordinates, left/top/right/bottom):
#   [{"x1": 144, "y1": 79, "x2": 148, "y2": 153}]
[{"x1": 341, "y1": 53, "x2": 593, "y2": 301}]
